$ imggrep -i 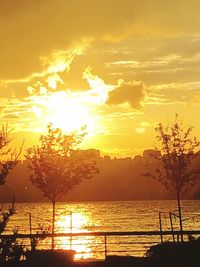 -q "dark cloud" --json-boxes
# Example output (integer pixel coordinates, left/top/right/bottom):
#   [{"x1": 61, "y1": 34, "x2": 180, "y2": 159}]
[
  {"x1": 0, "y1": 0, "x2": 139, "y2": 80},
  {"x1": 1, "y1": 0, "x2": 200, "y2": 80},
  {"x1": 107, "y1": 80, "x2": 146, "y2": 109}
]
